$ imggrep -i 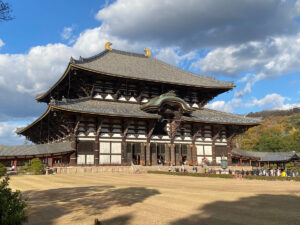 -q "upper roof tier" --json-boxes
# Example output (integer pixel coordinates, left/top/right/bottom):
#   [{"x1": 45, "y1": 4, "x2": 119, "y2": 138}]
[
  {"x1": 72, "y1": 49, "x2": 234, "y2": 88},
  {"x1": 36, "y1": 48, "x2": 234, "y2": 102}
]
